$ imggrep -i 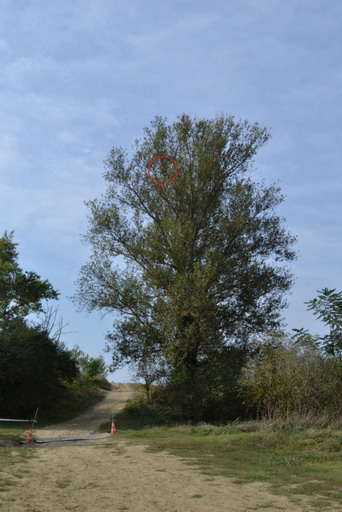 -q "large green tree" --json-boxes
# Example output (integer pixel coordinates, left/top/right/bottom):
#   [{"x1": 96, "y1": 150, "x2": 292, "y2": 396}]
[{"x1": 74, "y1": 114, "x2": 297, "y2": 381}]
